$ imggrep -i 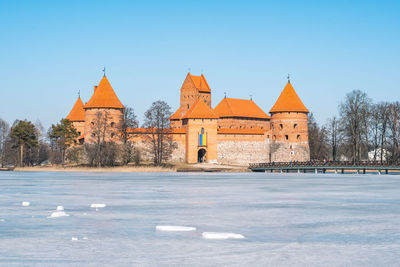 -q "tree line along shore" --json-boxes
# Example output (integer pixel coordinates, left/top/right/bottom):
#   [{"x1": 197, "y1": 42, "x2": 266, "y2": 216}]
[{"x1": 1, "y1": 89, "x2": 399, "y2": 169}]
